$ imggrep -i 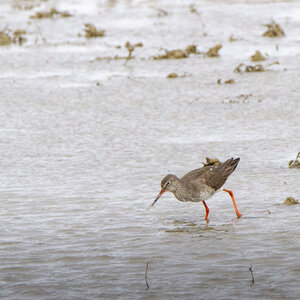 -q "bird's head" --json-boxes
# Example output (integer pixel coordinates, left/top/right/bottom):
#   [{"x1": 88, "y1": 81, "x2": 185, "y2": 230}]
[{"x1": 151, "y1": 174, "x2": 178, "y2": 207}]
